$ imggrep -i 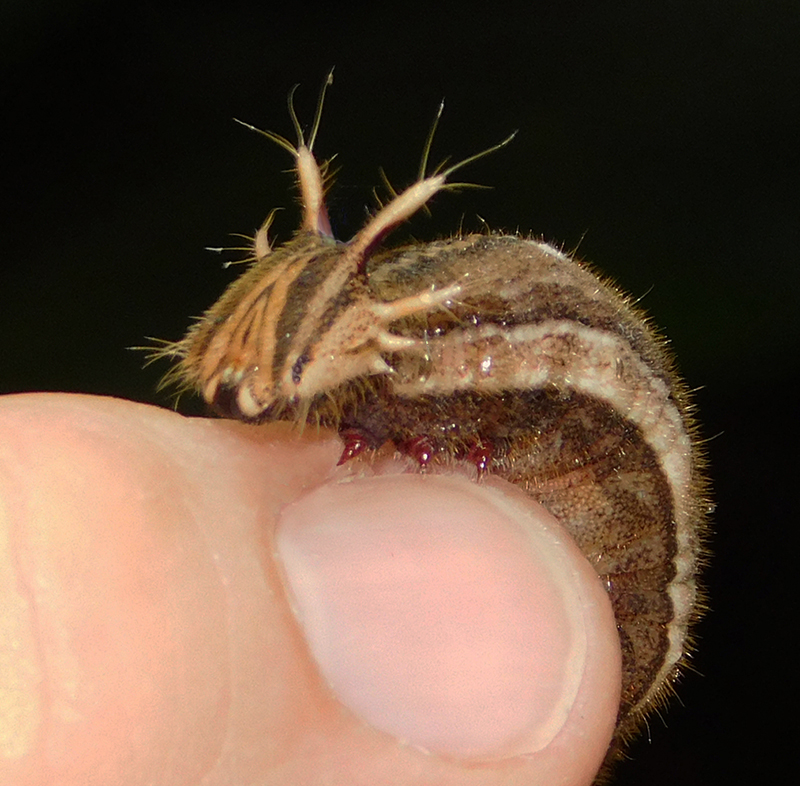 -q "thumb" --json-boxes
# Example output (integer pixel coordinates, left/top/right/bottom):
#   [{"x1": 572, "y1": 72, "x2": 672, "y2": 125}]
[{"x1": 274, "y1": 463, "x2": 622, "y2": 784}]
